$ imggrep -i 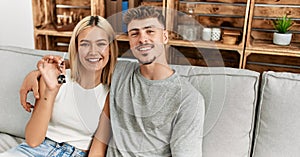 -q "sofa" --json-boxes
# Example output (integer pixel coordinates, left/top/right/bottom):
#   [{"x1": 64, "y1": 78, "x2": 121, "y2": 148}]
[{"x1": 0, "y1": 45, "x2": 300, "y2": 157}]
